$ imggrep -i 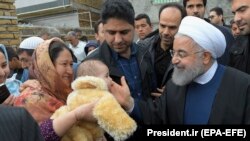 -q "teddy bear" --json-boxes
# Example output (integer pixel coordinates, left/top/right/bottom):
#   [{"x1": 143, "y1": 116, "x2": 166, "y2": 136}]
[{"x1": 51, "y1": 76, "x2": 137, "y2": 141}]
